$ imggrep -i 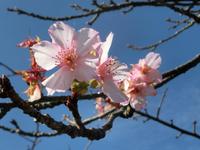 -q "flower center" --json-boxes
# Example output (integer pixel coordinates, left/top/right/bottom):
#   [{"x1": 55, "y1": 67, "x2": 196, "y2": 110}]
[
  {"x1": 98, "y1": 58, "x2": 116, "y2": 80},
  {"x1": 141, "y1": 64, "x2": 151, "y2": 74},
  {"x1": 56, "y1": 48, "x2": 78, "y2": 71}
]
